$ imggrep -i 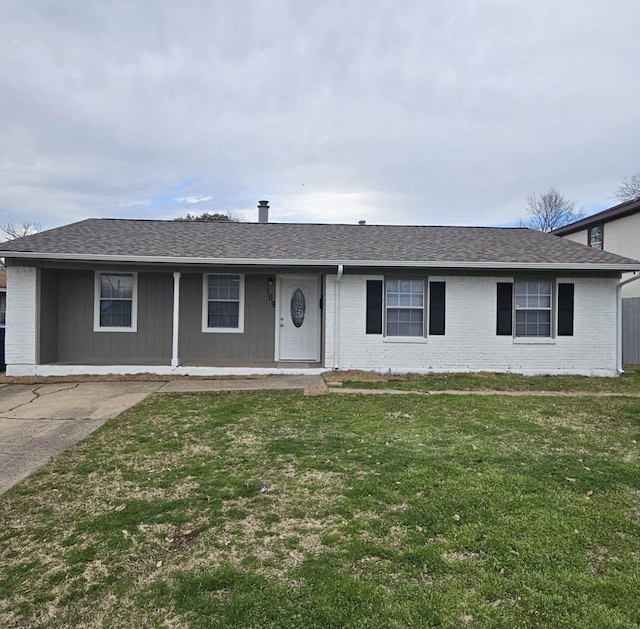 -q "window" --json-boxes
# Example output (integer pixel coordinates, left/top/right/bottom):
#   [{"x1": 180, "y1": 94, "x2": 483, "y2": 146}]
[
  {"x1": 588, "y1": 224, "x2": 603, "y2": 249},
  {"x1": 203, "y1": 274, "x2": 244, "y2": 333},
  {"x1": 94, "y1": 272, "x2": 137, "y2": 332},
  {"x1": 497, "y1": 281, "x2": 574, "y2": 339},
  {"x1": 514, "y1": 281, "x2": 551, "y2": 337},
  {"x1": 367, "y1": 279, "x2": 445, "y2": 337},
  {"x1": 0, "y1": 291, "x2": 5, "y2": 326},
  {"x1": 386, "y1": 279, "x2": 424, "y2": 336}
]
